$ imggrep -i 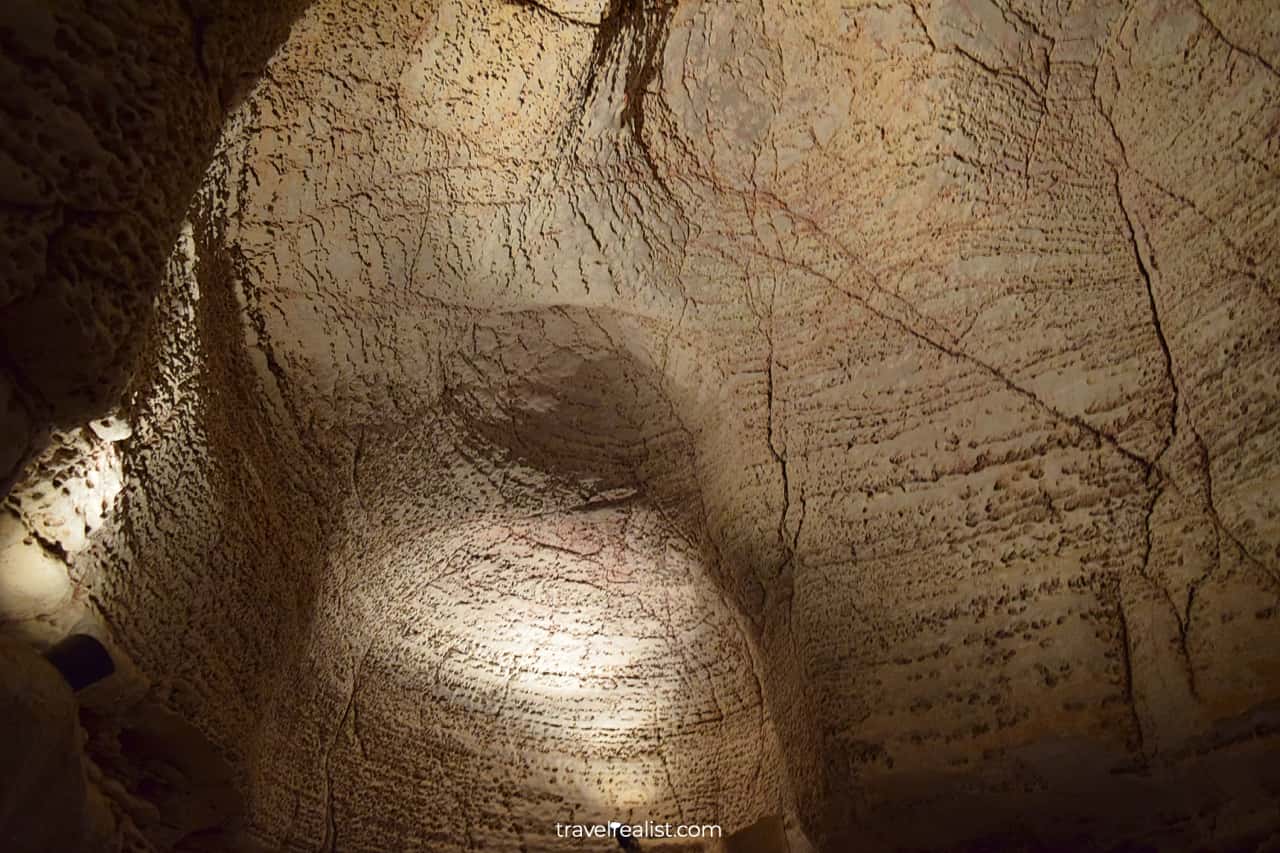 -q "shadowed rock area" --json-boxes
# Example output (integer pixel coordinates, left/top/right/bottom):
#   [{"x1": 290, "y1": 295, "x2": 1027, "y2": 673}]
[{"x1": 2, "y1": 0, "x2": 1279, "y2": 851}]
